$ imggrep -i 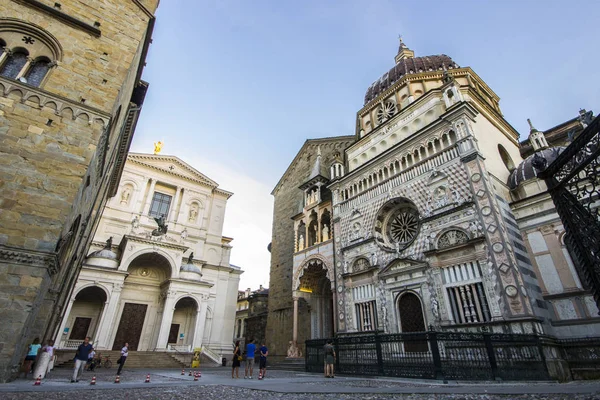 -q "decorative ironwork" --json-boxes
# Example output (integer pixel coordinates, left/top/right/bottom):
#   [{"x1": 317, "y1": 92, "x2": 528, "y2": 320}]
[
  {"x1": 306, "y1": 330, "x2": 551, "y2": 381},
  {"x1": 538, "y1": 114, "x2": 600, "y2": 311}
]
